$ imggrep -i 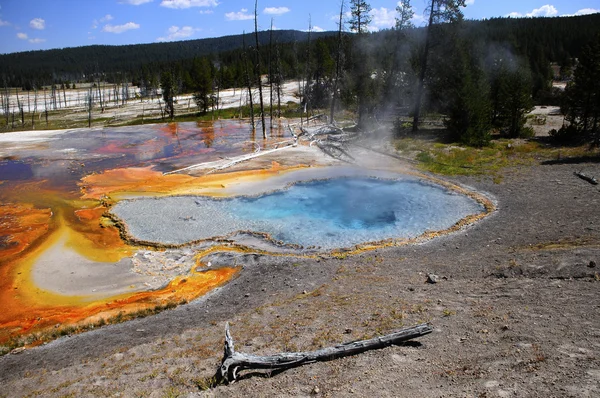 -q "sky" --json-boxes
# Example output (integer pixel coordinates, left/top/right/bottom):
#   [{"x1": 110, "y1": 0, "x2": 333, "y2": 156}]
[{"x1": 0, "y1": 0, "x2": 598, "y2": 54}]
